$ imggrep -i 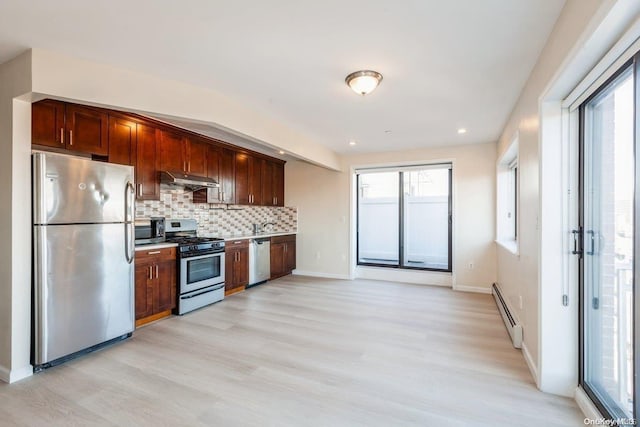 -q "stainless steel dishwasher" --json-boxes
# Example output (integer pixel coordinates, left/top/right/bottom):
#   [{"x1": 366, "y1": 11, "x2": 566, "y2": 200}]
[{"x1": 248, "y1": 237, "x2": 271, "y2": 287}]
